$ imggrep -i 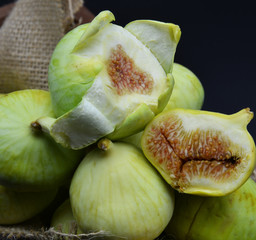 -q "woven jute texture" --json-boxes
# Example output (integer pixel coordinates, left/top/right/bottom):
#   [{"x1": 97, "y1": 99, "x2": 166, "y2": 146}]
[{"x1": 0, "y1": 0, "x2": 83, "y2": 93}]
